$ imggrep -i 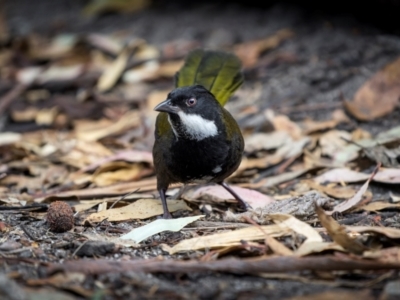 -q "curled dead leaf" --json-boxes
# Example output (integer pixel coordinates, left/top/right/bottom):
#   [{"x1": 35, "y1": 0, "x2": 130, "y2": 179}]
[
  {"x1": 344, "y1": 56, "x2": 400, "y2": 121},
  {"x1": 234, "y1": 29, "x2": 294, "y2": 68},
  {"x1": 315, "y1": 205, "x2": 369, "y2": 255}
]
